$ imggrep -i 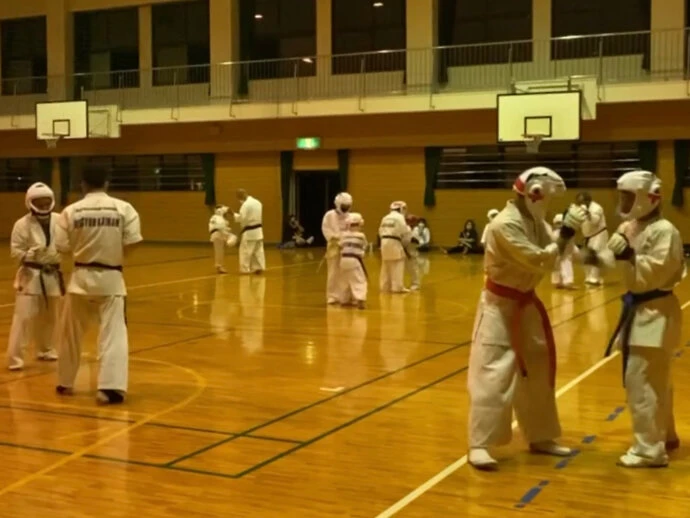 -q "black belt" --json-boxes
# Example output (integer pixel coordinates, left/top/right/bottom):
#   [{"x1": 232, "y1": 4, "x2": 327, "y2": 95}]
[
  {"x1": 605, "y1": 289, "x2": 672, "y2": 385},
  {"x1": 22, "y1": 261, "x2": 65, "y2": 305},
  {"x1": 210, "y1": 229, "x2": 219, "y2": 235},
  {"x1": 584, "y1": 227, "x2": 607, "y2": 246},
  {"x1": 74, "y1": 262, "x2": 128, "y2": 325},
  {"x1": 240, "y1": 224, "x2": 262, "y2": 235},
  {"x1": 342, "y1": 253, "x2": 368, "y2": 279},
  {"x1": 381, "y1": 235, "x2": 410, "y2": 258},
  {"x1": 74, "y1": 262, "x2": 123, "y2": 272}
]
